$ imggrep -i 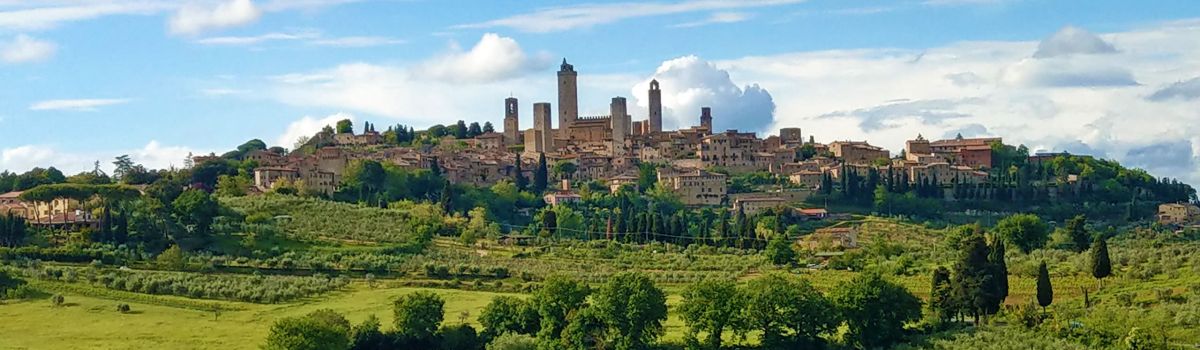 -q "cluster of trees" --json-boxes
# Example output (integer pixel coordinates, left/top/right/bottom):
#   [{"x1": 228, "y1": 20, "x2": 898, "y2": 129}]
[
  {"x1": 34, "y1": 265, "x2": 348, "y2": 303},
  {"x1": 929, "y1": 225, "x2": 1010, "y2": 324},
  {"x1": 0, "y1": 213, "x2": 28, "y2": 247},
  {"x1": 265, "y1": 272, "x2": 668, "y2": 350}
]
